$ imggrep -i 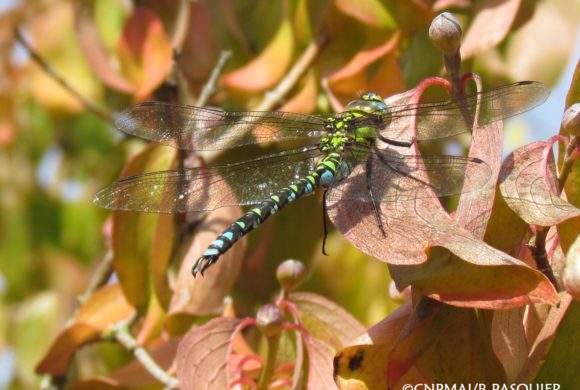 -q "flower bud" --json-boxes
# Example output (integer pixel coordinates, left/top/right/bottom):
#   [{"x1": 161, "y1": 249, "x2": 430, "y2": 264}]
[
  {"x1": 429, "y1": 12, "x2": 462, "y2": 55},
  {"x1": 256, "y1": 304, "x2": 284, "y2": 337},
  {"x1": 276, "y1": 259, "x2": 306, "y2": 291},
  {"x1": 562, "y1": 103, "x2": 580, "y2": 136}
]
